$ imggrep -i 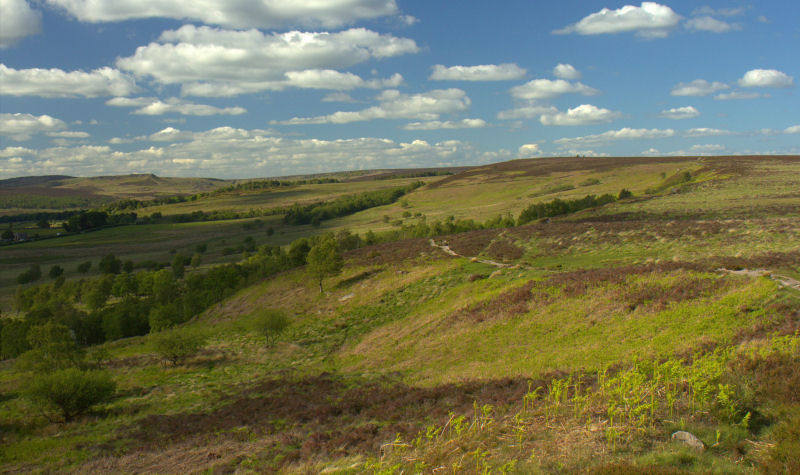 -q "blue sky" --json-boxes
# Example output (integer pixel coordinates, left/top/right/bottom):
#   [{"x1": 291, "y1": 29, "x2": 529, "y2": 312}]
[{"x1": 0, "y1": 0, "x2": 798, "y2": 178}]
